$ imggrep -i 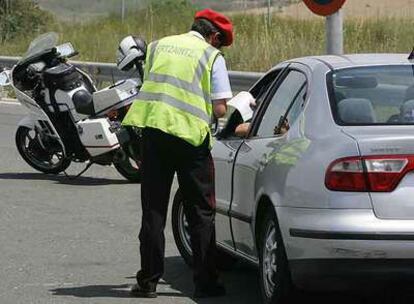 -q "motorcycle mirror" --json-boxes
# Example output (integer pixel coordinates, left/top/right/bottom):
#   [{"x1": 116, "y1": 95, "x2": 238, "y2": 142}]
[
  {"x1": 56, "y1": 42, "x2": 77, "y2": 58},
  {"x1": 0, "y1": 70, "x2": 11, "y2": 87}
]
